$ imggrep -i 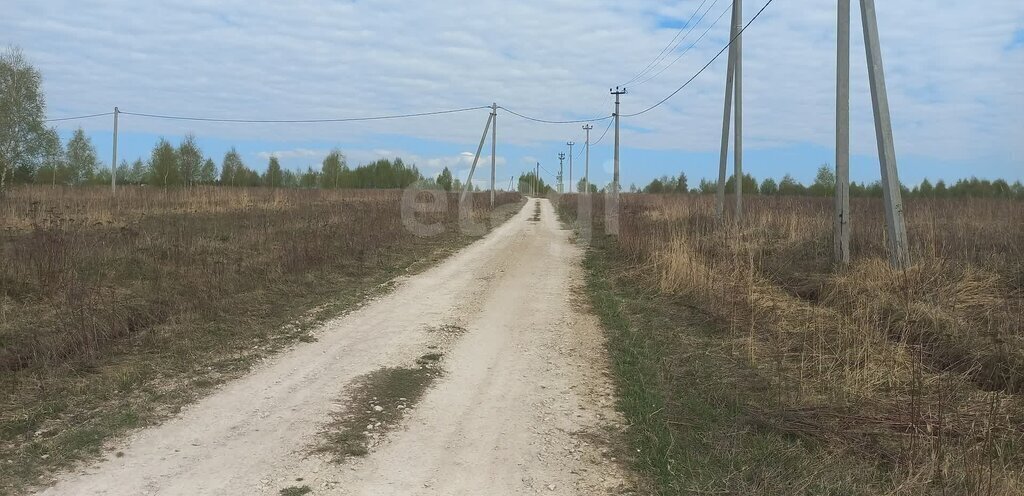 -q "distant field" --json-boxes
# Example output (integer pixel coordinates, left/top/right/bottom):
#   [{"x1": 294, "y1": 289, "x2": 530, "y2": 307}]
[
  {"x1": 561, "y1": 193, "x2": 1023, "y2": 494},
  {"x1": 0, "y1": 185, "x2": 521, "y2": 492}
]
